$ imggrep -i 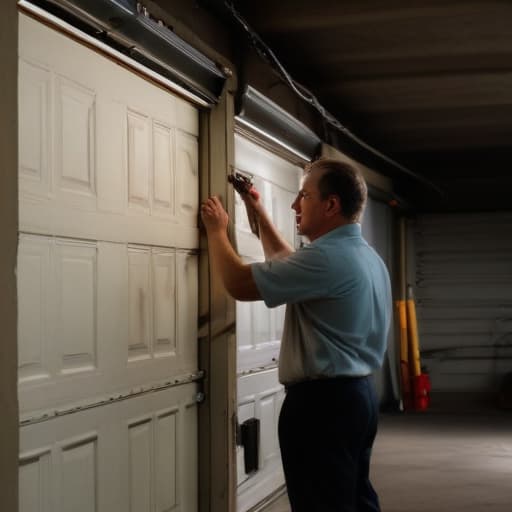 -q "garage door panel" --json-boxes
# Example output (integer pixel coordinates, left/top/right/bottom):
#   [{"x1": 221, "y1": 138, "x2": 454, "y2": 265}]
[
  {"x1": 20, "y1": 15, "x2": 192, "y2": 135},
  {"x1": 18, "y1": 237, "x2": 197, "y2": 414},
  {"x1": 237, "y1": 370, "x2": 285, "y2": 510},
  {"x1": 19, "y1": 384, "x2": 197, "y2": 512},
  {"x1": 20, "y1": 202, "x2": 199, "y2": 249},
  {"x1": 19, "y1": 16, "x2": 199, "y2": 249}
]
